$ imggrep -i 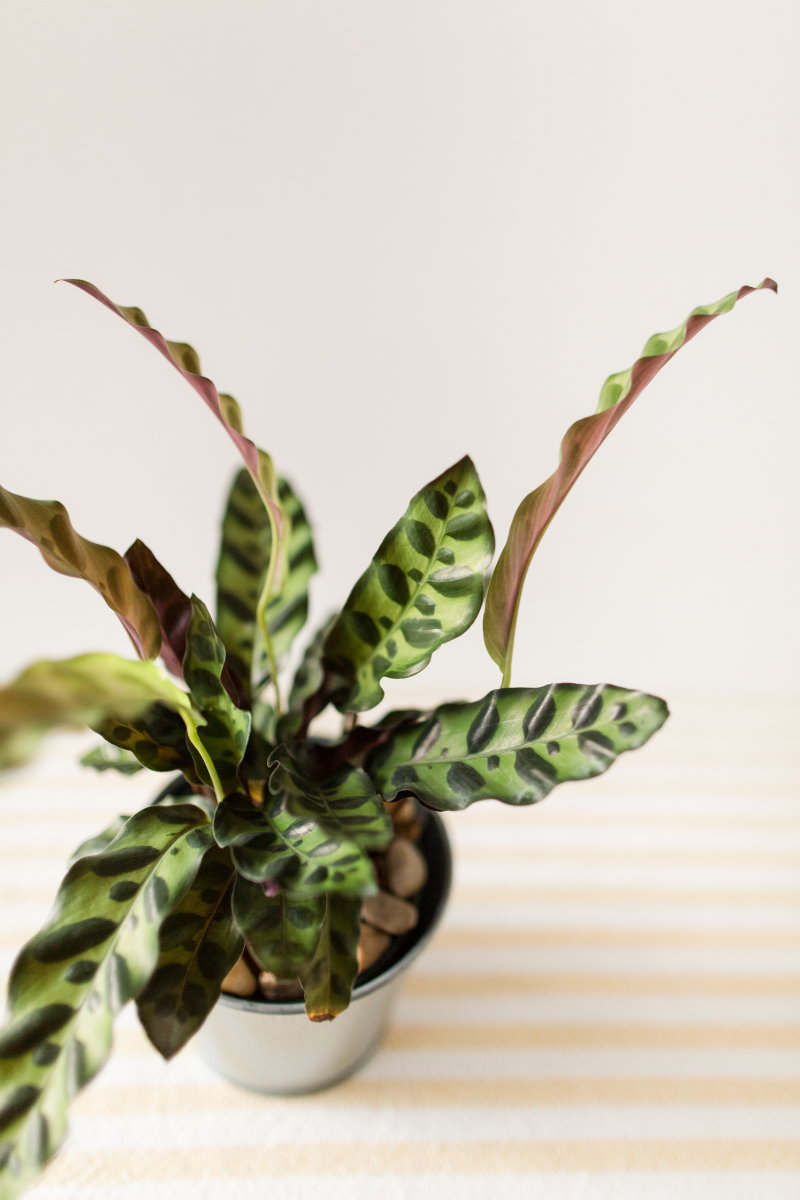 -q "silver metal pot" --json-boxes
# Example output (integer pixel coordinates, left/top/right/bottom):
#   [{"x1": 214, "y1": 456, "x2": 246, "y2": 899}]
[{"x1": 196, "y1": 809, "x2": 452, "y2": 1094}]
